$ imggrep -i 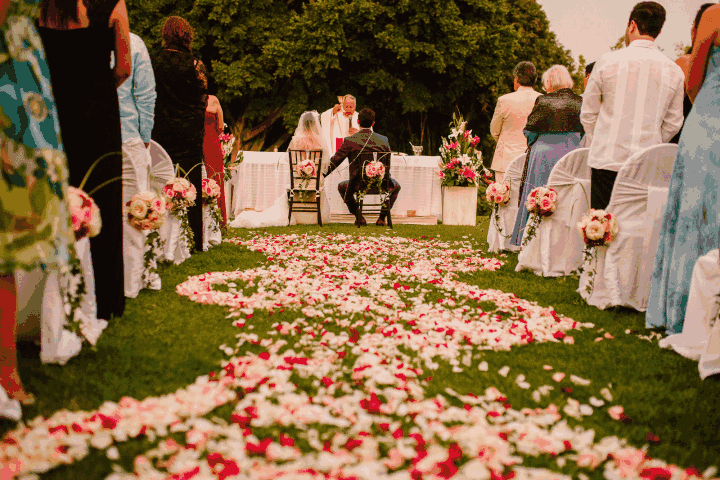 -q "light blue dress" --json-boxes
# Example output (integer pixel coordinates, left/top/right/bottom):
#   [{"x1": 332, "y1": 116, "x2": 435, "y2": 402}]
[
  {"x1": 510, "y1": 132, "x2": 583, "y2": 246},
  {"x1": 646, "y1": 45, "x2": 720, "y2": 334}
]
